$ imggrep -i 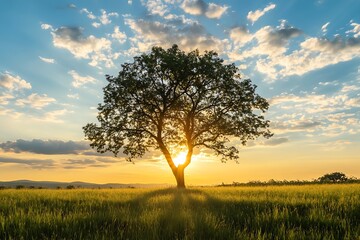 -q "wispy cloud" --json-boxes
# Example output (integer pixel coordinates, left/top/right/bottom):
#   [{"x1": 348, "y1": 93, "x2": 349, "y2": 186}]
[
  {"x1": 0, "y1": 139, "x2": 90, "y2": 155},
  {"x1": 80, "y1": 8, "x2": 118, "y2": 27},
  {"x1": 321, "y1": 22, "x2": 330, "y2": 33},
  {"x1": 346, "y1": 22, "x2": 360, "y2": 38},
  {"x1": 15, "y1": 93, "x2": 56, "y2": 109},
  {"x1": 39, "y1": 56, "x2": 55, "y2": 64},
  {"x1": 0, "y1": 156, "x2": 55, "y2": 169},
  {"x1": 247, "y1": 3, "x2": 276, "y2": 24},
  {"x1": 0, "y1": 71, "x2": 31, "y2": 91},
  {"x1": 0, "y1": 93, "x2": 15, "y2": 105},
  {"x1": 68, "y1": 70, "x2": 96, "y2": 88}
]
